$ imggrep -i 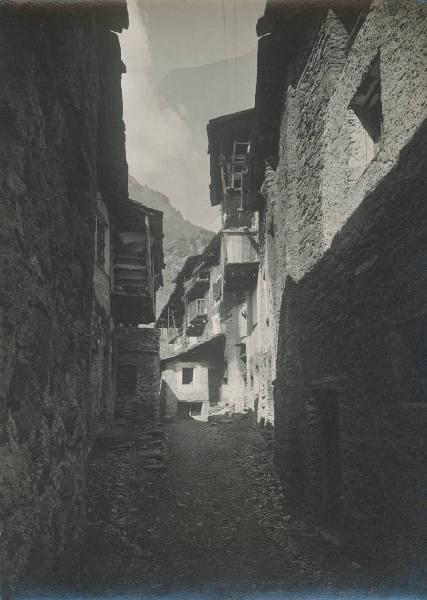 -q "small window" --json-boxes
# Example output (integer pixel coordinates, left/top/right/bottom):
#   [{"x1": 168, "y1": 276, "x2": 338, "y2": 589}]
[
  {"x1": 251, "y1": 287, "x2": 258, "y2": 329},
  {"x1": 213, "y1": 281, "x2": 222, "y2": 302},
  {"x1": 223, "y1": 361, "x2": 228, "y2": 384},
  {"x1": 96, "y1": 213, "x2": 107, "y2": 268},
  {"x1": 232, "y1": 141, "x2": 250, "y2": 161},
  {"x1": 182, "y1": 367, "x2": 194, "y2": 385},
  {"x1": 350, "y1": 55, "x2": 383, "y2": 162}
]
